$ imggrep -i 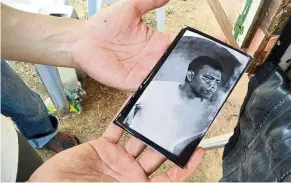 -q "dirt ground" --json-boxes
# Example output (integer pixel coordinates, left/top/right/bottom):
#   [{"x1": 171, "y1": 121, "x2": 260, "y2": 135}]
[{"x1": 10, "y1": 0, "x2": 247, "y2": 181}]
